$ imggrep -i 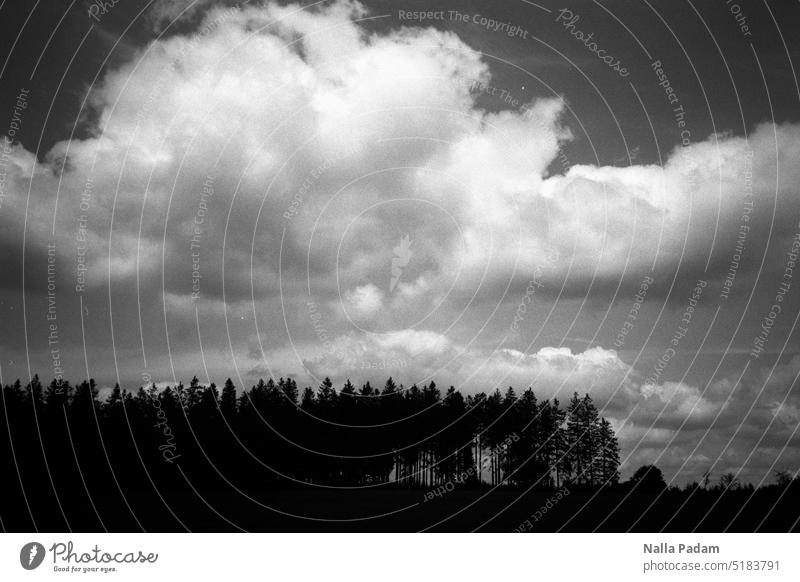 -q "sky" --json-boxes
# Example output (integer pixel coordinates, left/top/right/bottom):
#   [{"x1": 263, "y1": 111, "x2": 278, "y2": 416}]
[{"x1": 1, "y1": 0, "x2": 799, "y2": 483}]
